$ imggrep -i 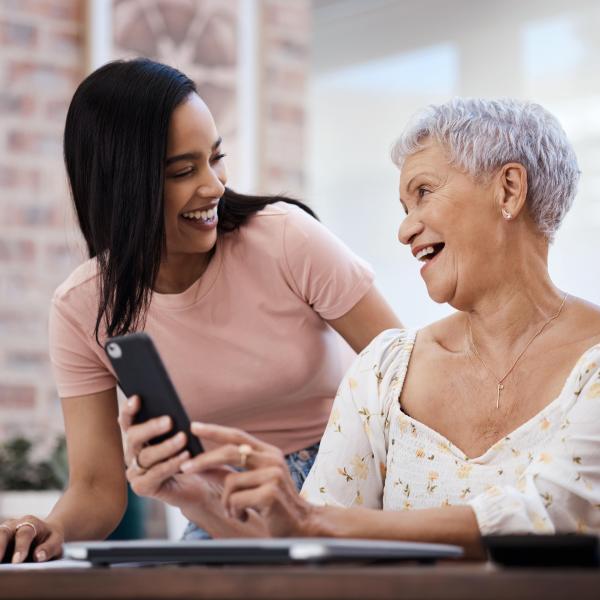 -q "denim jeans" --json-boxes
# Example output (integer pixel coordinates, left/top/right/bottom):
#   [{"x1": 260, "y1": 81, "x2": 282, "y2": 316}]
[{"x1": 182, "y1": 441, "x2": 320, "y2": 540}]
